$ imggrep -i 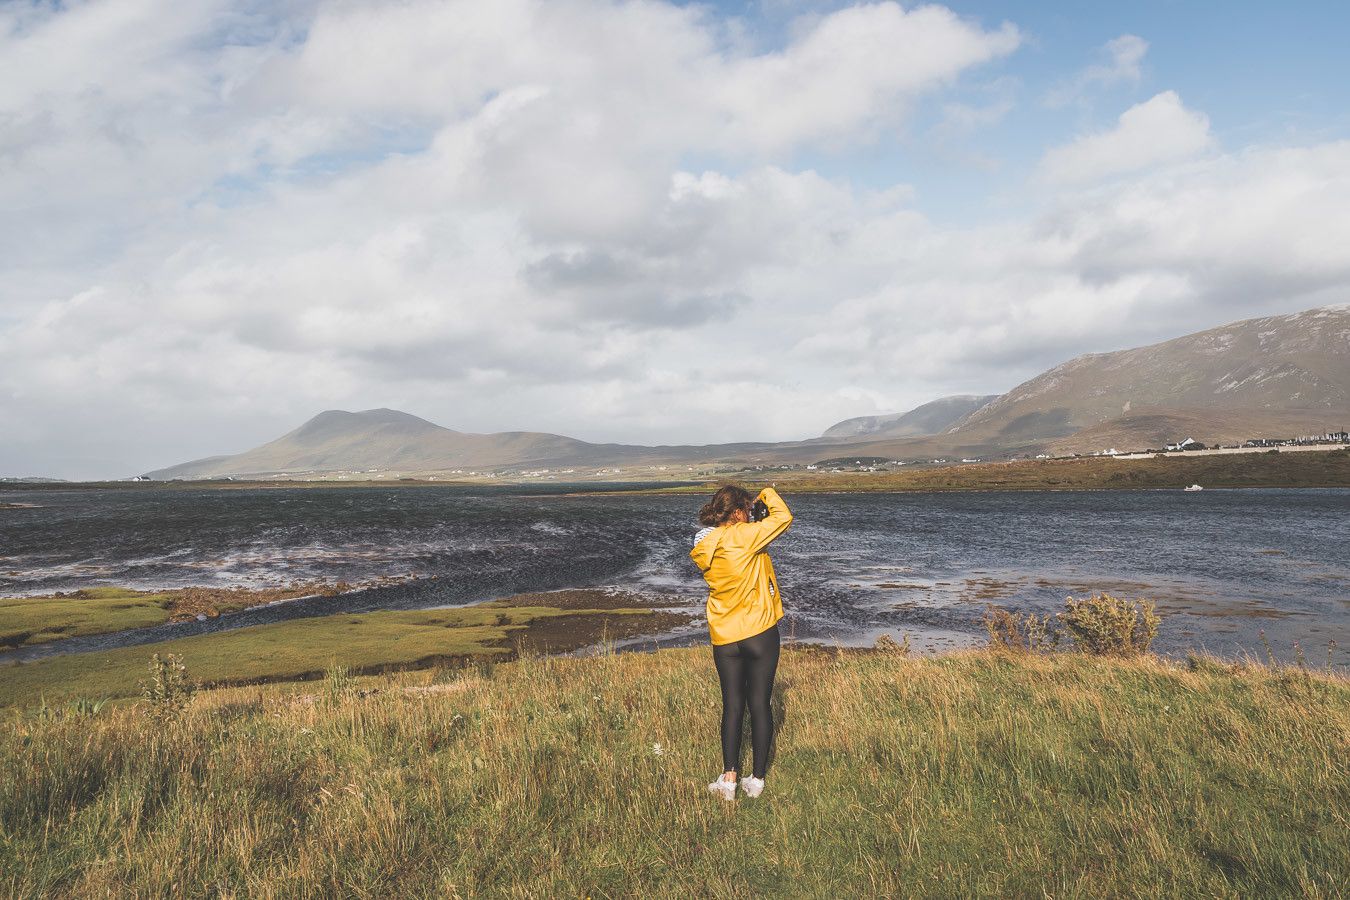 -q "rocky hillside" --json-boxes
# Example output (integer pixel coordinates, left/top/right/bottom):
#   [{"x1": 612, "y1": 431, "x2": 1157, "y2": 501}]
[{"x1": 946, "y1": 304, "x2": 1349, "y2": 452}]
